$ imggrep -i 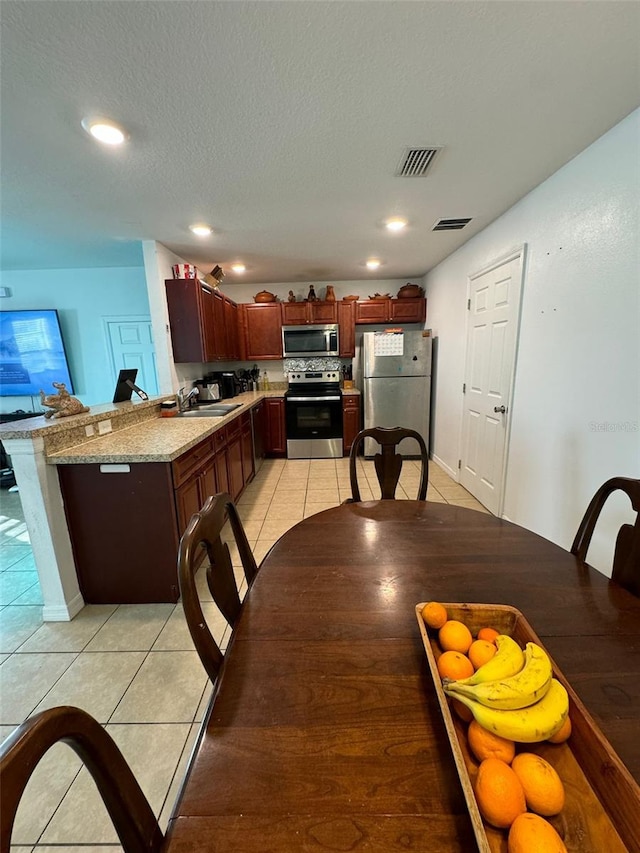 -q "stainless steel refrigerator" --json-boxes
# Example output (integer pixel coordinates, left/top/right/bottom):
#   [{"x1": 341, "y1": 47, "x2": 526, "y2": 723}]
[{"x1": 362, "y1": 329, "x2": 432, "y2": 457}]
